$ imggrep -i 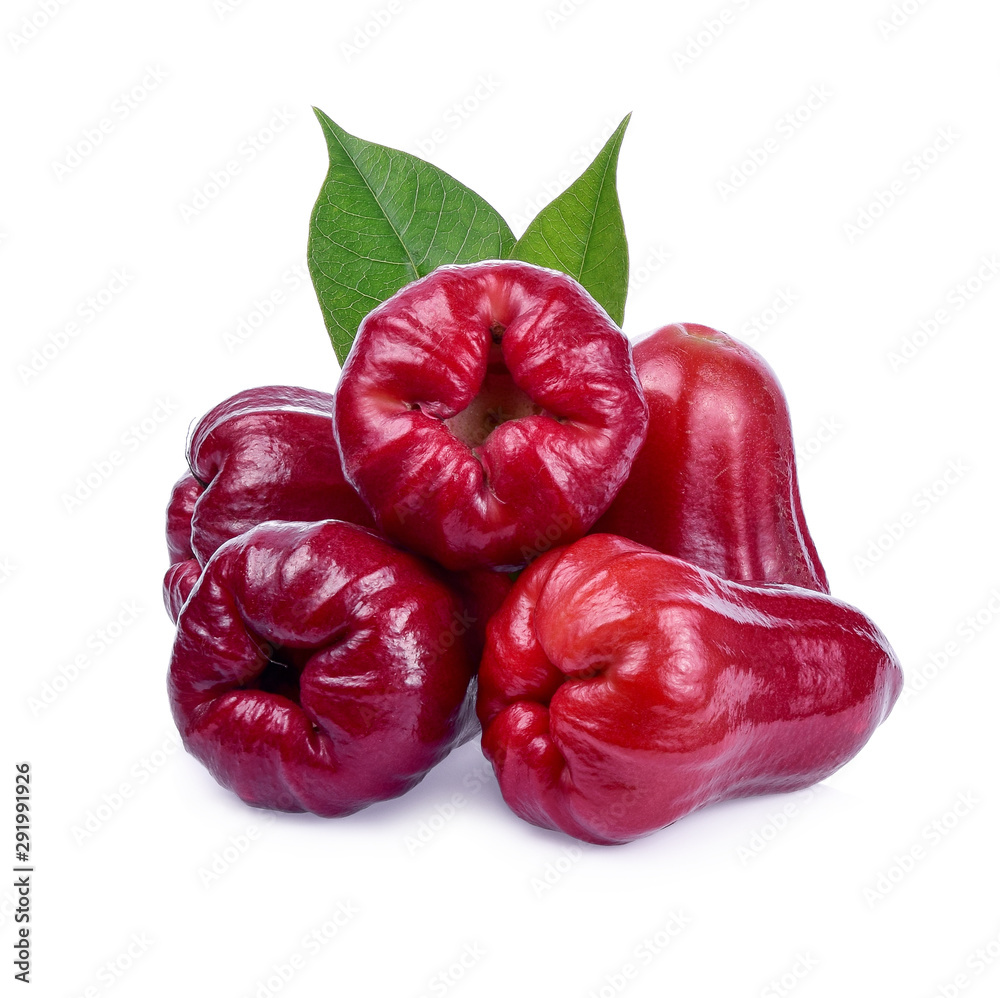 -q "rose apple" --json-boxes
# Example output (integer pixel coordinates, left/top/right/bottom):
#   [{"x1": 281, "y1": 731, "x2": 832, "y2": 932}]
[
  {"x1": 169, "y1": 519, "x2": 479, "y2": 816},
  {"x1": 478, "y1": 534, "x2": 901, "y2": 845},
  {"x1": 333, "y1": 260, "x2": 649, "y2": 571},
  {"x1": 166, "y1": 384, "x2": 374, "y2": 568},
  {"x1": 594, "y1": 323, "x2": 829, "y2": 591},
  {"x1": 163, "y1": 385, "x2": 375, "y2": 621}
]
